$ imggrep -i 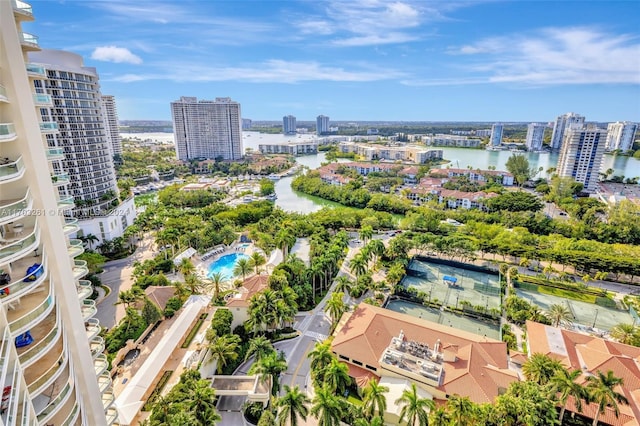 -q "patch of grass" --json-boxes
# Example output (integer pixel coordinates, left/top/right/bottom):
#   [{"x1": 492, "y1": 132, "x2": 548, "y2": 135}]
[
  {"x1": 347, "y1": 395, "x2": 363, "y2": 406},
  {"x1": 143, "y1": 370, "x2": 173, "y2": 411},
  {"x1": 181, "y1": 313, "x2": 208, "y2": 349},
  {"x1": 538, "y1": 285, "x2": 596, "y2": 303}
]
